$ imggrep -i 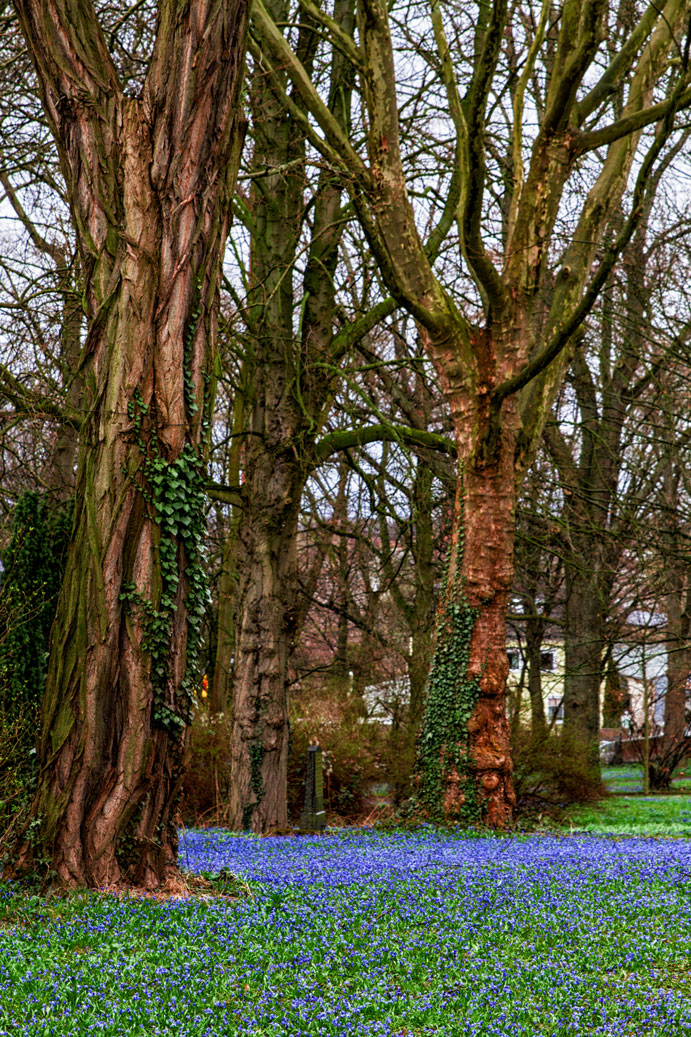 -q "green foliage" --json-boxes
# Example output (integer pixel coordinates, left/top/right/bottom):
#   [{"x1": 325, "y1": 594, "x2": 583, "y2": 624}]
[
  {"x1": 122, "y1": 392, "x2": 209, "y2": 736},
  {"x1": 0, "y1": 707, "x2": 41, "y2": 863},
  {"x1": 600, "y1": 763, "x2": 691, "y2": 796},
  {"x1": 183, "y1": 280, "x2": 202, "y2": 419},
  {"x1": 0, "y1": 493, "x2": 71, "y2": 855},
  {"x1": 564, "y1": 793, "x2": 691, "y2": 836},
  {"x1": 4, "y1": 826, "x2": 691, "y2": 1033},
  {"x1": 414, "y1": 528, "x2": 481, "y2": 823},
  {"x1": 0, "y1": 492, "x2": 71, "y2": 713}
]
